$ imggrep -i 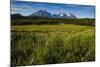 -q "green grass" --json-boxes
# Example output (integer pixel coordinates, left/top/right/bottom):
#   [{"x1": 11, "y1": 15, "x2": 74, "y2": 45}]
[
  {"x1": 11, "y1": 24, "x2": 93, "y2": 32},
  {"x1": 11, "y1": 24, "x2": 95, "y2": 66}
]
